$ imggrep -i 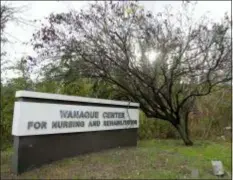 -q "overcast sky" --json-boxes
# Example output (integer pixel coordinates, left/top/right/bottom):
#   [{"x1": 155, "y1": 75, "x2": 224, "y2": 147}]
[{"x1": 1, "y1": 1, "x2": 231, "y2": 80}]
